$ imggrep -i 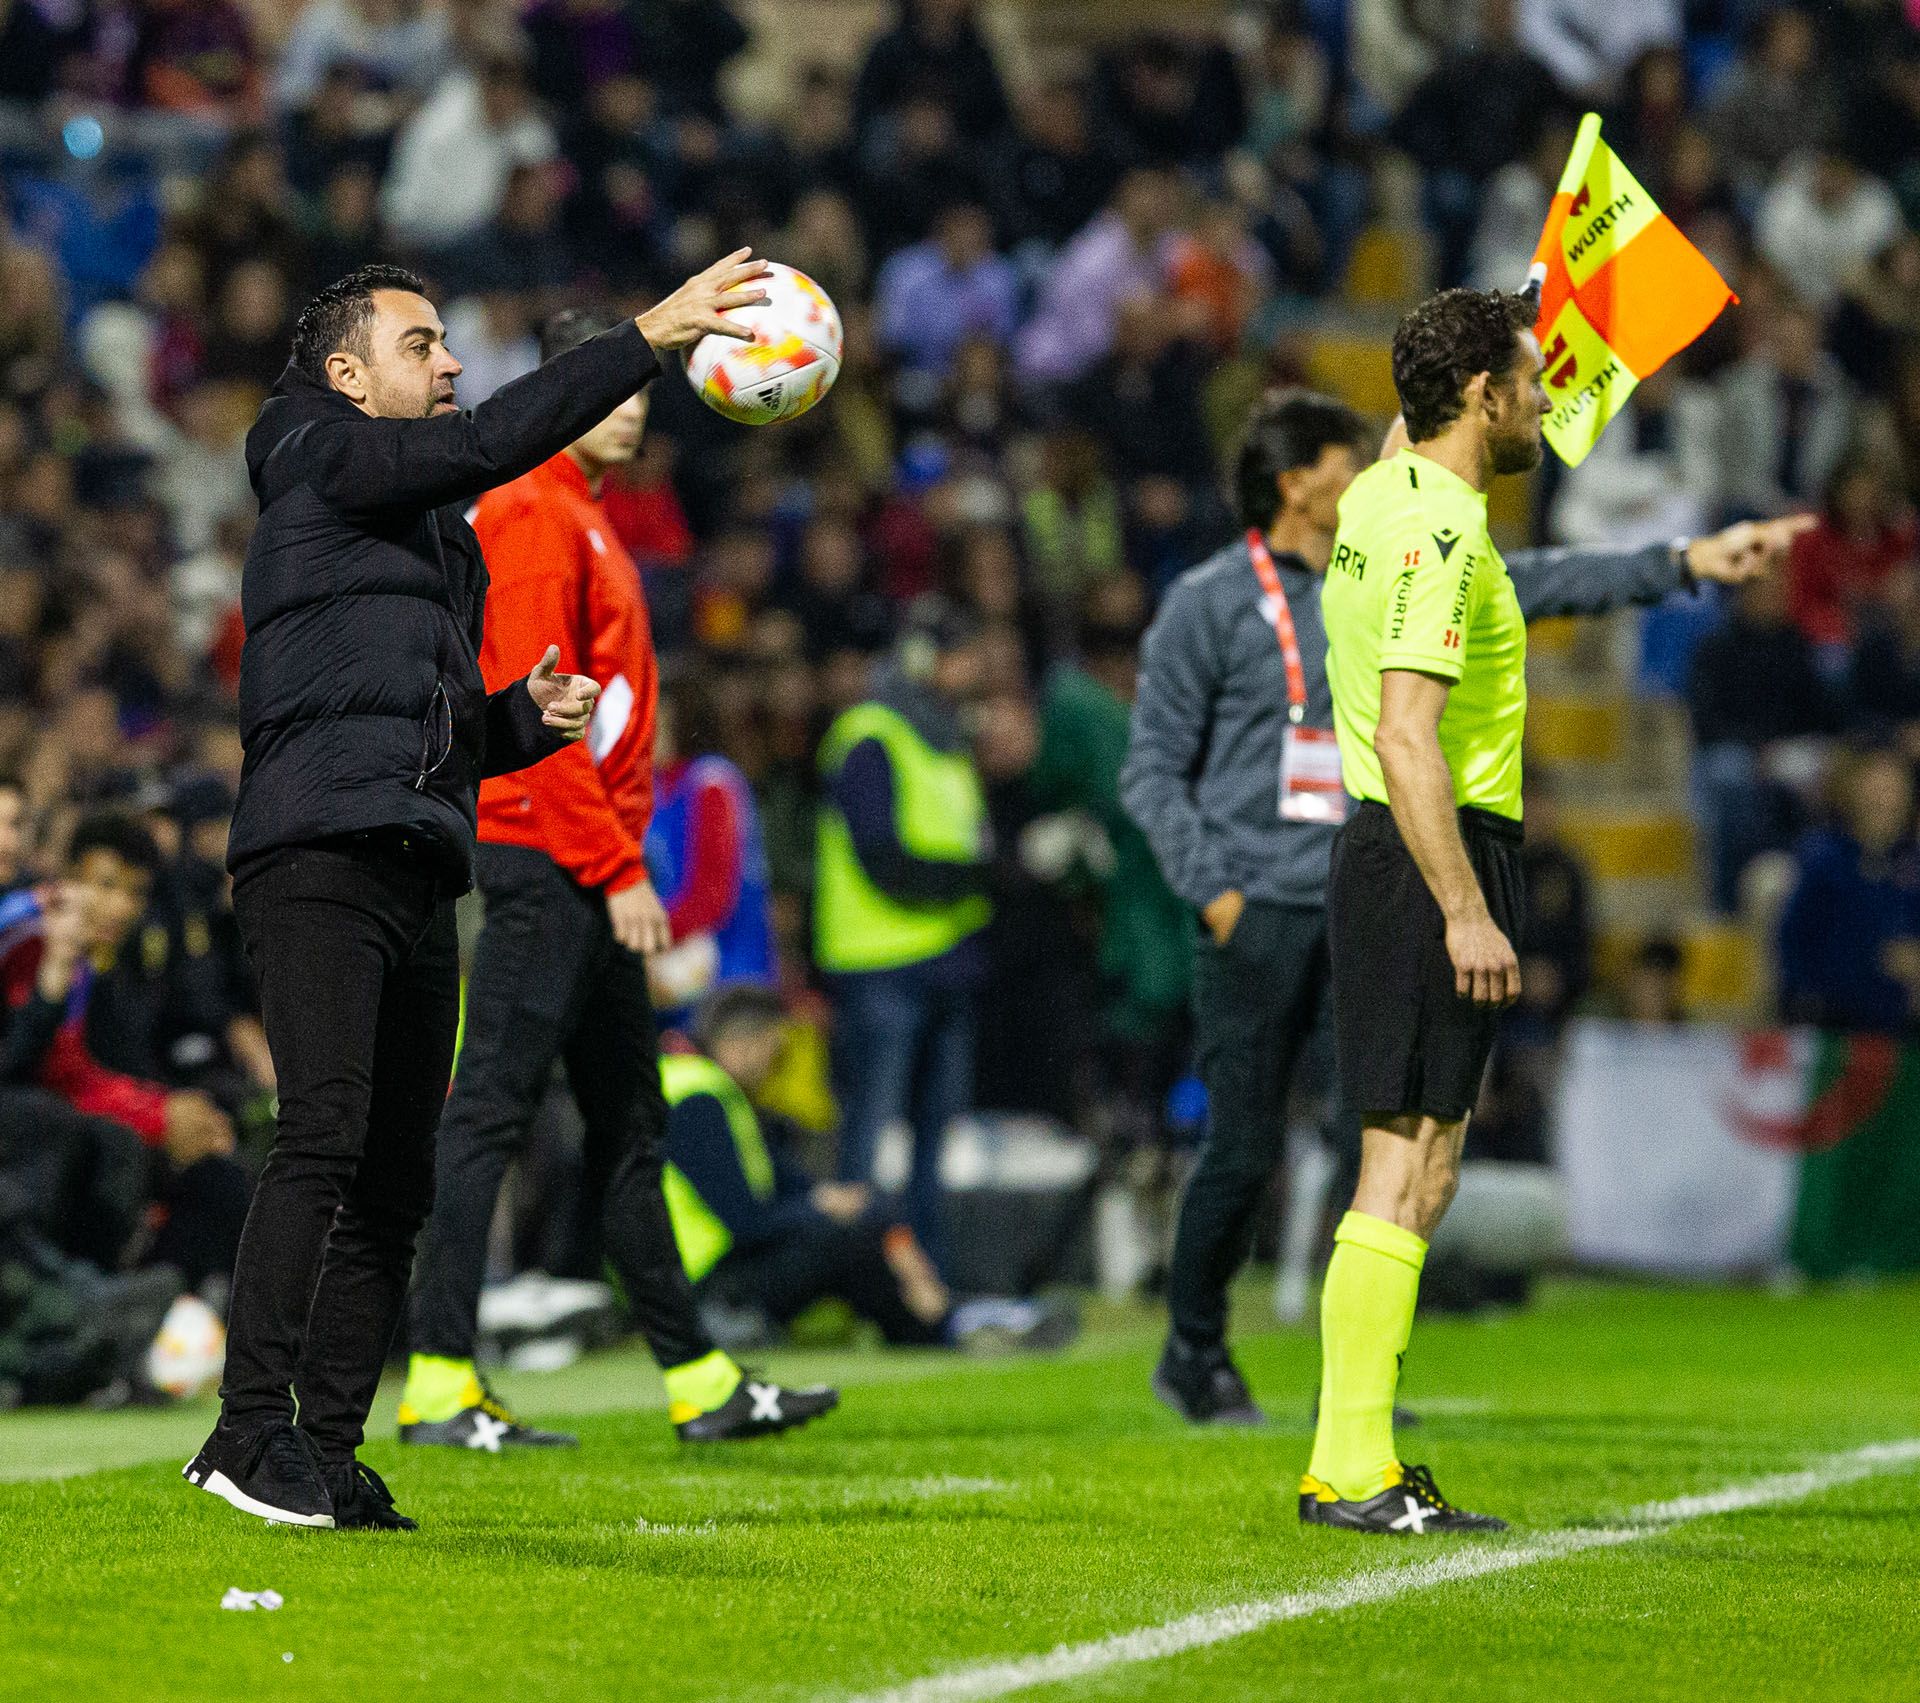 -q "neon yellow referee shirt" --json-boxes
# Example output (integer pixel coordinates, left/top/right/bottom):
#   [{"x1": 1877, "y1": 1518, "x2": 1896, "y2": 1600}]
[{"x1": 1321, "y1": 449, "x2": 1527, "y2": 821}]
